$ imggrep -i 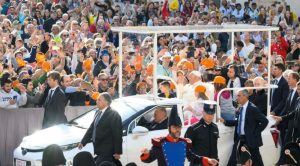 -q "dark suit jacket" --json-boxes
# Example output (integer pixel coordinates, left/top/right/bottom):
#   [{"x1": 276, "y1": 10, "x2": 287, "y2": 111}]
[
  {"x1": 81, "y1": 107, "x2": 123, "y2": 156},
  {"x1": 42, "y1": 87, "x2": 68, "y2": 128},
  {"x1": 282, "y1": 98, "x2": 300, "y2": 143},
  {"x1": 278, "y1": 90, "x2": 299, "y2": 131},
  {"x1": 271, "y1": 77, "x2": 289, "y2": 115},
  {"x1": 225, "y1": 102, "x2": 269, "y2": 148}
]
